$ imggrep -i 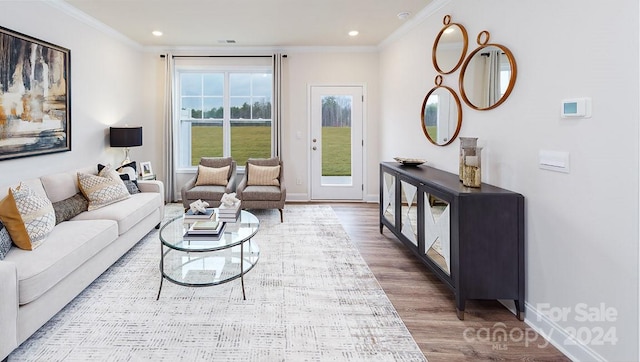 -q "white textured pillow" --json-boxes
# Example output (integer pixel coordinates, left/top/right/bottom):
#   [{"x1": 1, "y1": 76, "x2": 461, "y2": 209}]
[
  {"x1": 0, "y1": 183, "x2": 55, "y2": 250},
  {"x1": 78, "y1": 172, "x2": 130, "y2": 211},
  {"x1": 195, "y1": 165, "x2": 230, "y2": 186},
  {"x1": 247, "y1": 164, "x2": 281, "y2": 186}
]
